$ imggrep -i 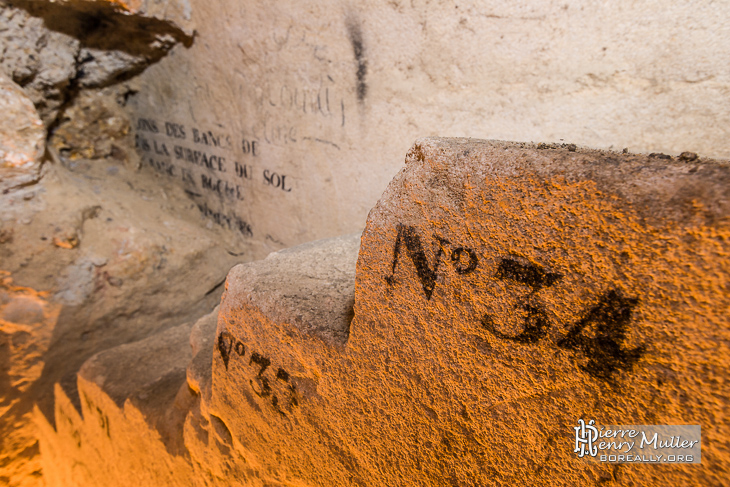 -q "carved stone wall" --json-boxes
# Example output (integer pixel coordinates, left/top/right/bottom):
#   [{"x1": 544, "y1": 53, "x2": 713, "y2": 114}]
[
  {"x1": 2, "y1": 0, "x2": 730, "y2": 485},
  {"x1": 125, "y1": 0, "x2": 730, "y2": 257},
  {"x1": 39, "y1": 139, "x2": 730, "y2": 486}
]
